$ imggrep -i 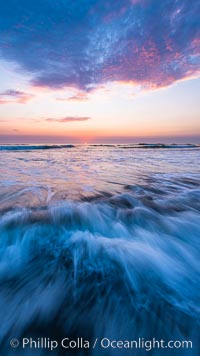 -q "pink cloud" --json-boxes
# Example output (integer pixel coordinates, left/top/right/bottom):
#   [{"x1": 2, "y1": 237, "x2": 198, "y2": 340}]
[
  {"x1": 45, "y1": 117, "x2": 91, "y2": 123},
  {"x1": 0, "y1": 90, "x2": 35, "y2": 104},
  {"x1": 57, "y1": 92, "x2": 89, "y2": 102}
]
